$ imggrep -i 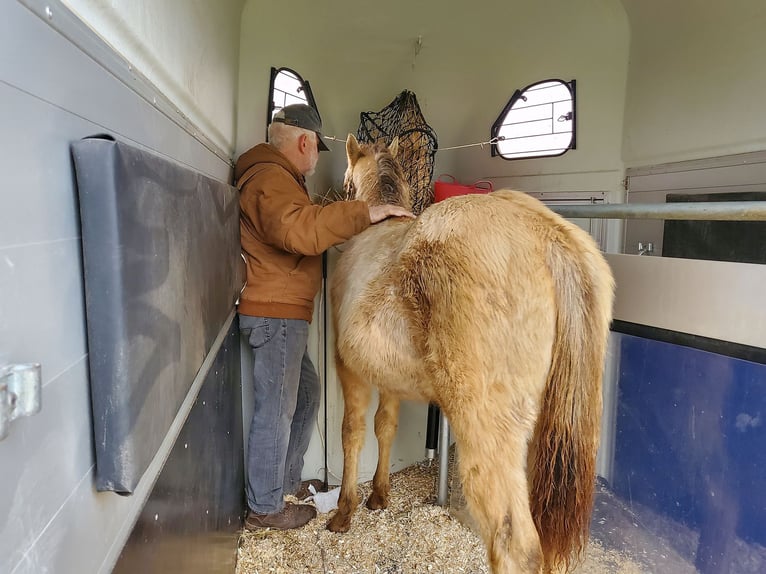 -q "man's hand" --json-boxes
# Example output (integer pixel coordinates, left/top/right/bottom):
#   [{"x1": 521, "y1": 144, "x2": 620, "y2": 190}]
[{"x1": 369, "y1": 204, "x2": 416, "y2": 224}]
